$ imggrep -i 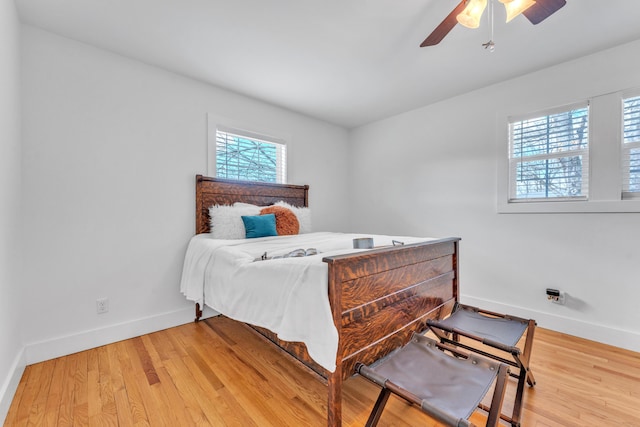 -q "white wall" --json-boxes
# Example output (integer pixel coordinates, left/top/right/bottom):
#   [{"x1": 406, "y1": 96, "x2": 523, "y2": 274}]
[
  {"x1": 349, "y1": 39, "x2": 640, "y2": 352},
  {"x1": 20, "y1": 26, "x2": 350, "y2": 364},
  {"x1": 0, "y1": 0, "x2": 25, "y2": 421}
]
